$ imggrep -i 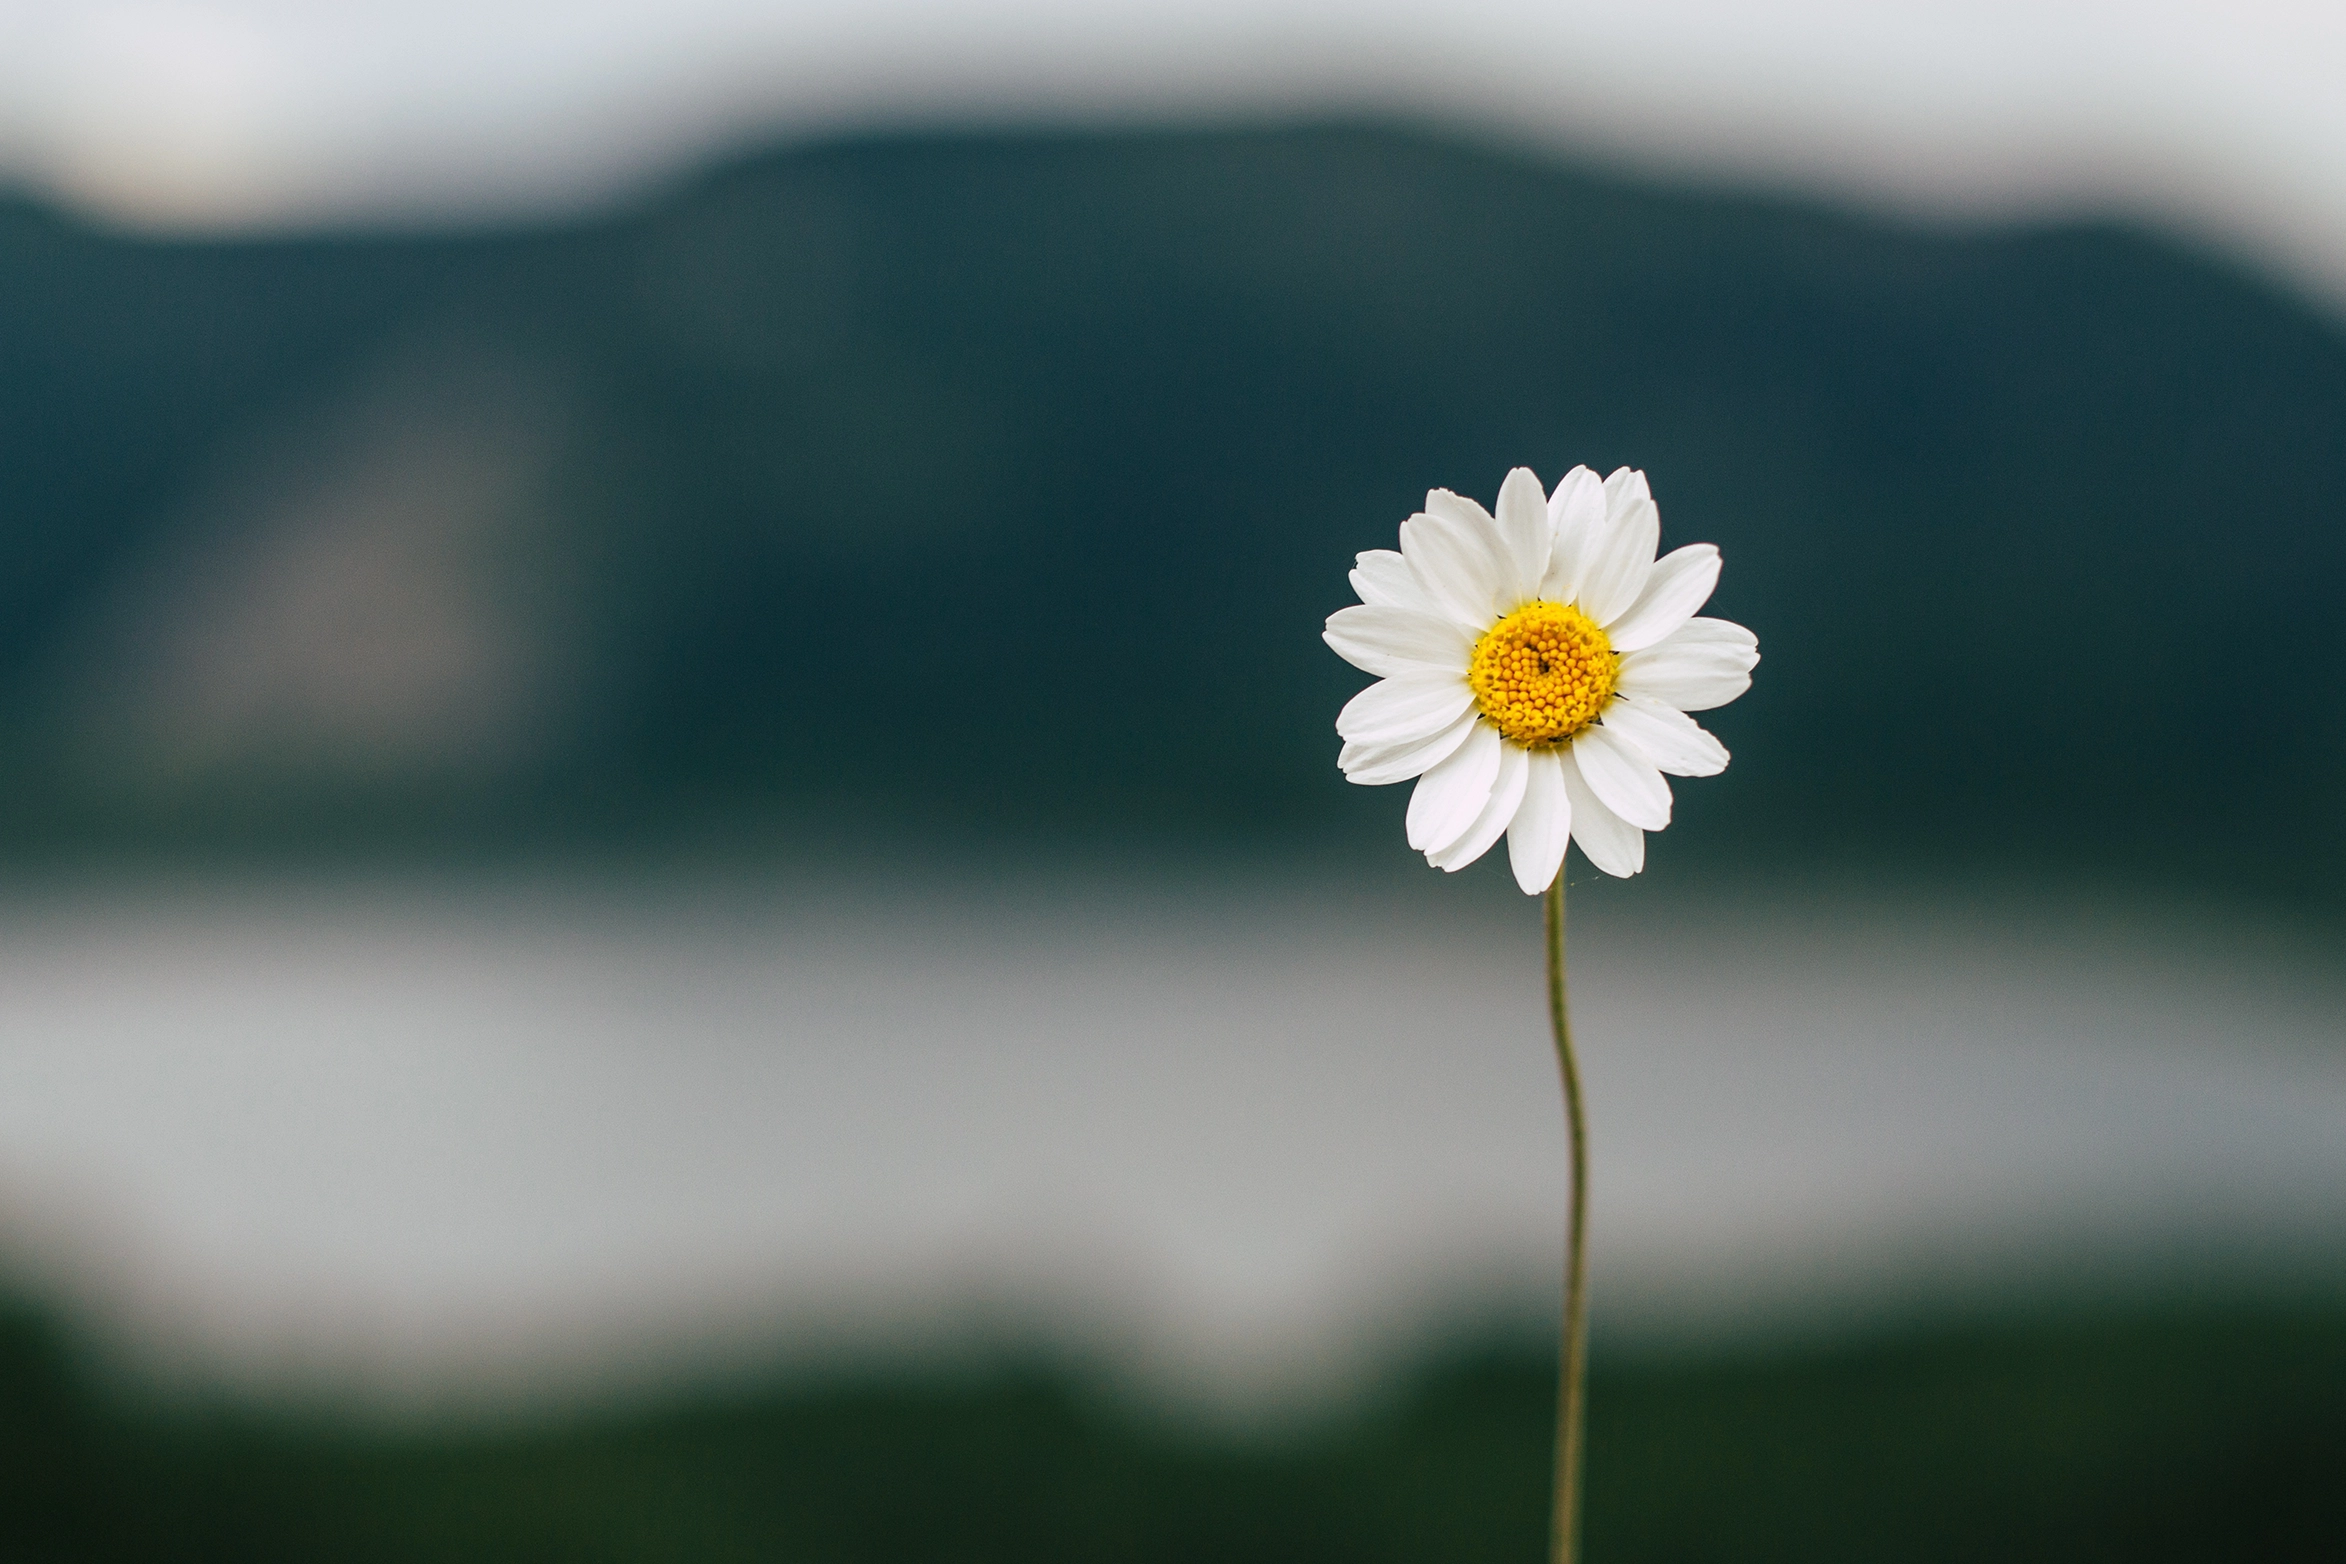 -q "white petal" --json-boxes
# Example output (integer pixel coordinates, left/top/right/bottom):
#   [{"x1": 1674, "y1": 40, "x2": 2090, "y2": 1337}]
[
  {"x1": 1429, "y1": 741, "x2": 1528, "y2": 872},
  {"x1": 1669, "y1": 615, "x2": 1758, "y2": 651},
  {"x1": 1602, "y1": 466, "x2": 1650, "y2": 514},
  {"x1": 1599, "y1": 694, "x2": 1728, "y2": 777},
  {"x1": 1323, "y1": 604, "x2": 1473, "y2": 679},
  {"x1": 1424, "y1": 488, "x2": 1494, "y2": 531},
  {"x1": 1578, "y1": 496, "x2": 1659, "y2": 627},
  {"x1": 1560, "y1": 747, "x2": 1645, "y2": 878},
  {"x1": 1506, "y1": 748, "x2": 1571, "y2": 894},
  {"x1": 1569, "y1": 723, "x2": 1672, "y2": 830},
  {"x1": 1341, "y1": 710, "x2": 1477, "y2": 786},
  {"x1": 1616, "y1": 624, "x2": 1759, "y2": 712},
  {"x1": 1540, "y1": 466, "x2": 1604, "y2": 602},
  {"x1": 1493, "y1": 467, "x2": 1551, "y2": 607},
  {"x1": 1349, "y1": 549, "x2": 1436, "y2": 615},
  {"x1": 1405, "y1": 721, "x2": 1501, "y2": 852},
  {"x1": 1336, "y1": 673, "x2": 1474, "y2": 746},
  {"x1": 1400, "y1": 499, "x2": 1506, "y2": 630},
  {"x1": 1603, "y1": 544, "x2": 1720, "y2": 652}
]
